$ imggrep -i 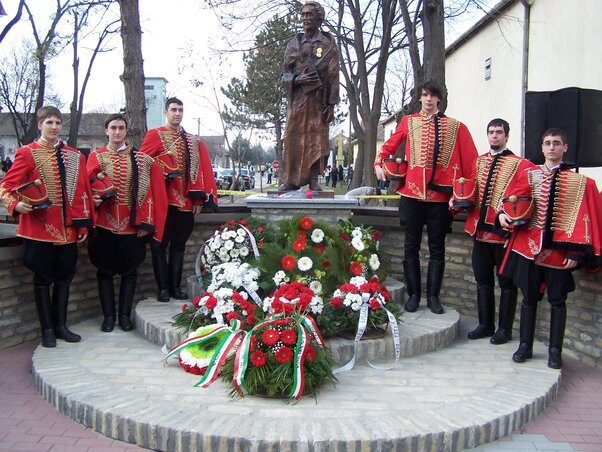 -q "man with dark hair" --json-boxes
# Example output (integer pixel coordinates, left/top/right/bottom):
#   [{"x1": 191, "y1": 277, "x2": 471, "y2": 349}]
[
  {"x1": 87, "y1": 114, "x2": 167, "y2": 332},
  {"x1": 140, "y1": 97, "x2": 218, "y2": 302},
  {"x1": 375, "y1": 80, "x2": 477, "y2": 314},
  {"x1": 499, "y1": 127, "x2": 602, "y2": 368},
  {"x1": 0, "y1": 106, "x2": 94, "y2": 347},
  {"x1": 280, "y1": 0, "x2": 339, "y2": 192},
  {"x1": 453, "y1": 118, "x2": 533, "y2": 344}
]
